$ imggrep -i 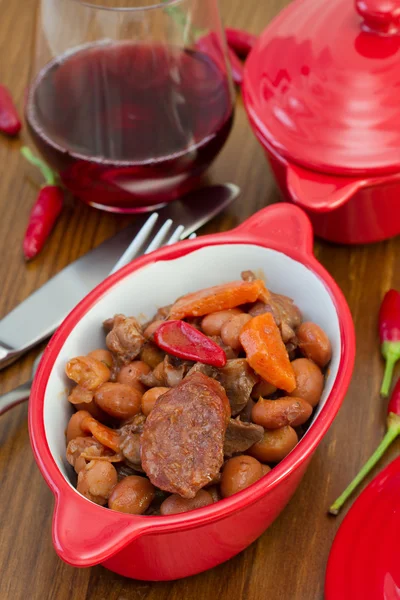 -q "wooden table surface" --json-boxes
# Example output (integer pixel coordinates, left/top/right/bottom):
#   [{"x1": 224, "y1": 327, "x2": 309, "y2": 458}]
[{"x1": 1, "y1": 0, "x2": 399, "y2": 598}]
